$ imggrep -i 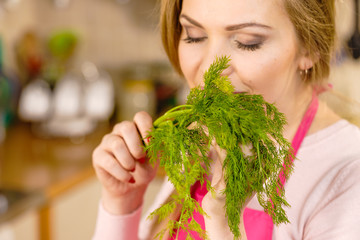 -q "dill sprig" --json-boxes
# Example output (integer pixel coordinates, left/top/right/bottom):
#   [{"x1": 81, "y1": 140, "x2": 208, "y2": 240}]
[{"x1": 145, "y1": 56, "x2": 293, "y2": 239}]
